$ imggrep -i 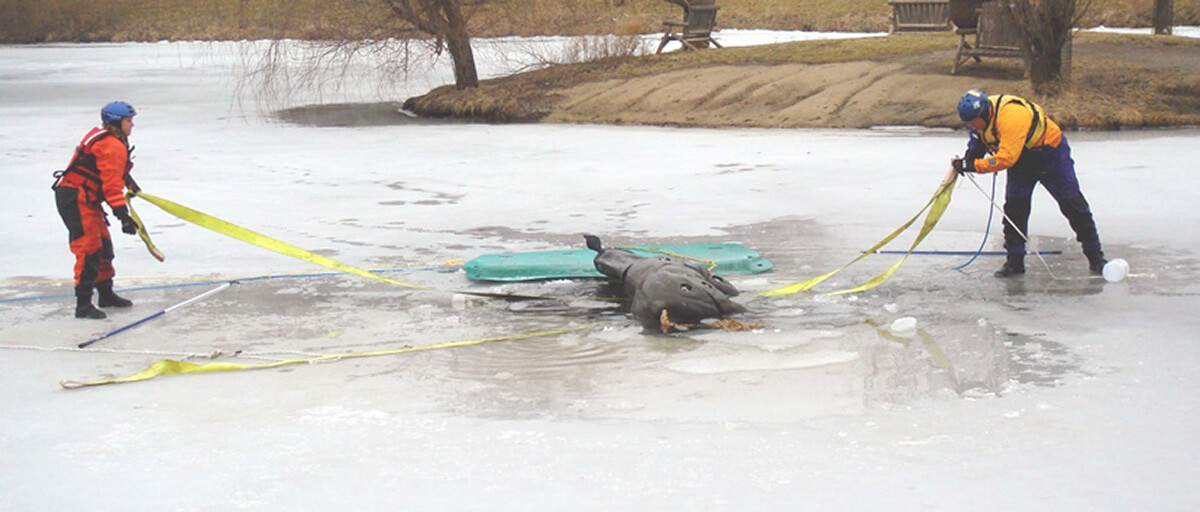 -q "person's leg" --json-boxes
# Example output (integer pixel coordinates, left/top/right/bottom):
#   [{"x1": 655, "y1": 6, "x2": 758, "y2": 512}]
[
  {"x1": 95, "y1": 233, "x2": 132, "y2": 307},
  {"x1": 997, "y1": 169, "x2": 1037, "y2": 277},
  {"x1": 56, "y1": 187, "x2": 106, "y2": 319},
  {"x1": 1039, "y1": 138, "x2": 1106, "y2": 273}
]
